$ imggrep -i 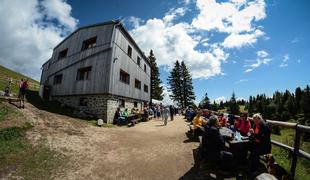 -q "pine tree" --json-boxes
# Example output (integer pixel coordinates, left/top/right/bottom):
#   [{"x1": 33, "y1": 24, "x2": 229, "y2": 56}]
[
  {"x1": 295, "y1": 87, "x2": 303, "y2": 113},
  {"x1": 199, "y1": 92, "x2": 210, "y2": 109},
  {"x1": 180, "y1": 61, "x2": 195, "y2": 107},
  {"x1": 167, "y1": 61, "x2": 195, "y2": 108},
  {"x1": 228, "y1": 92, "x2": 240, "y2": 115},
  {"x1": 167, "y1": 60, "x2": 183, "y2": 107},
  {"x1": 248, "y1": 96, "x2": 254, "y2": 116},
  {"x1": 149, "y1": 50, "x2": 163, "y2": 102},
  {"x1": 301, "y1": 85, "x2": 310, "y2": 125}
]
